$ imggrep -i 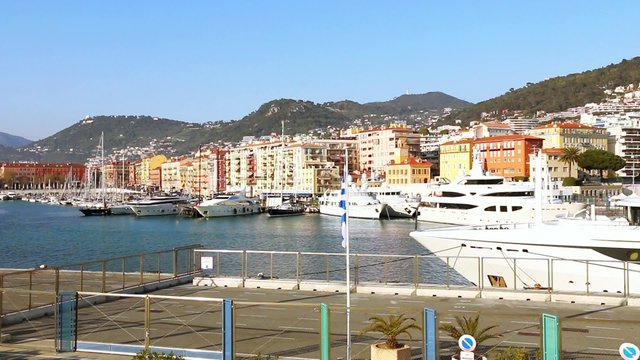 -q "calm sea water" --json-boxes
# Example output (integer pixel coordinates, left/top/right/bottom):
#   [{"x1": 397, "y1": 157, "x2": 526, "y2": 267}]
[{"x1": 0, "y1": 201, "x2": 441, "y2": 270}]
